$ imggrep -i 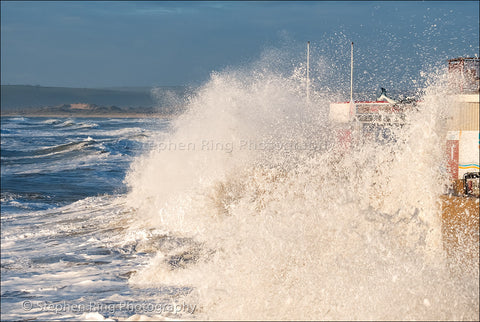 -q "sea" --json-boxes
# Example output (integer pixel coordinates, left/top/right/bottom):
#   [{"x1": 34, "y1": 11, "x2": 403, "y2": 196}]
[
  {"x1": 1, "y1": 56, "x2": 479, "y2": 321},
  {"x1": 0, "y1": 117, "x2": 196, "y2": 321}
]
